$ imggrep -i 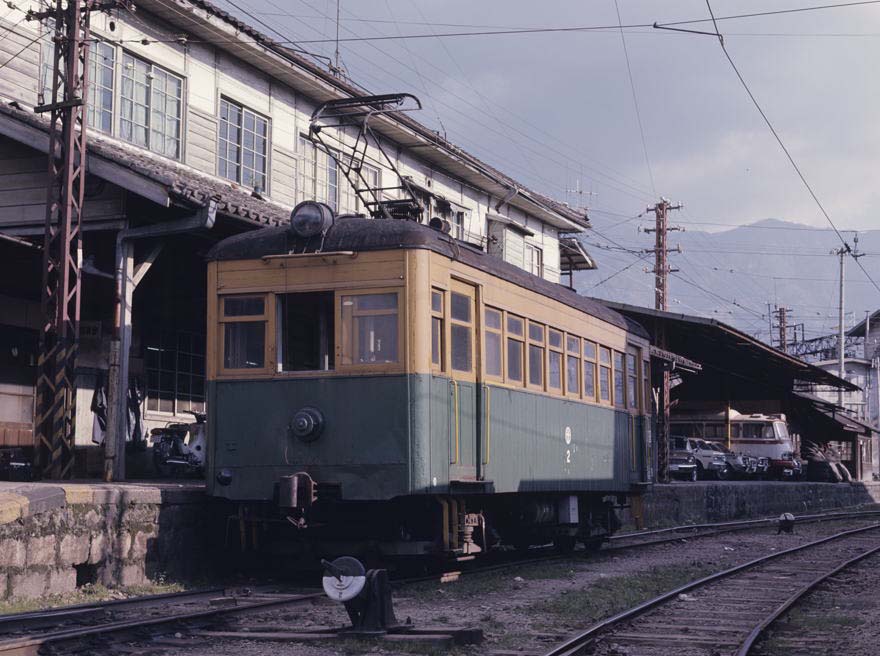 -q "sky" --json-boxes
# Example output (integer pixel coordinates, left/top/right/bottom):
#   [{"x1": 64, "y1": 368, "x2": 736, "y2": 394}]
[{"x1": 215, "y1": 0, "x2": 880, "y2": 339}]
